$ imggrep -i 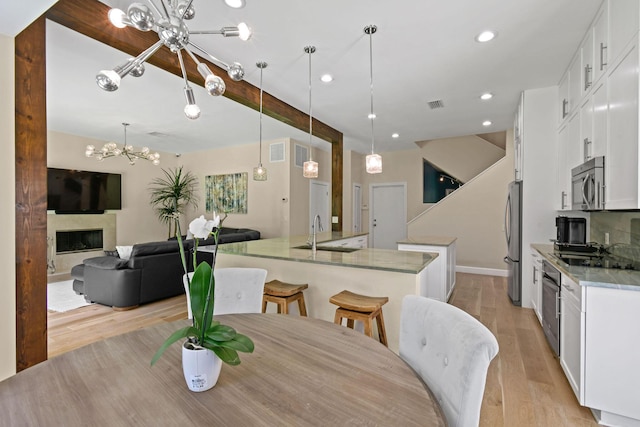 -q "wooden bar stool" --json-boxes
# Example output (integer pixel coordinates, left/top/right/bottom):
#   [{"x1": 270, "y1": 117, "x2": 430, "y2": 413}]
[
  {"x1": 329, "y1": 290, "x2": 389, "y2": 346},
  {"x1": 262, "y1": 280, "x2": 309, "y2": 316}
]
